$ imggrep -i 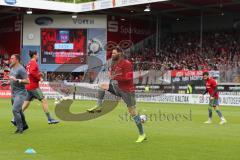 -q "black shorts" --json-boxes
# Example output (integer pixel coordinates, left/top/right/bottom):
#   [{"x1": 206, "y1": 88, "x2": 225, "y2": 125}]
[
  {"x1": 25, "y1": 88, "x2": 44, "y2": 101},
  {"x1": 108, "y1": 82, "x2": 136, "y2": 107}
]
